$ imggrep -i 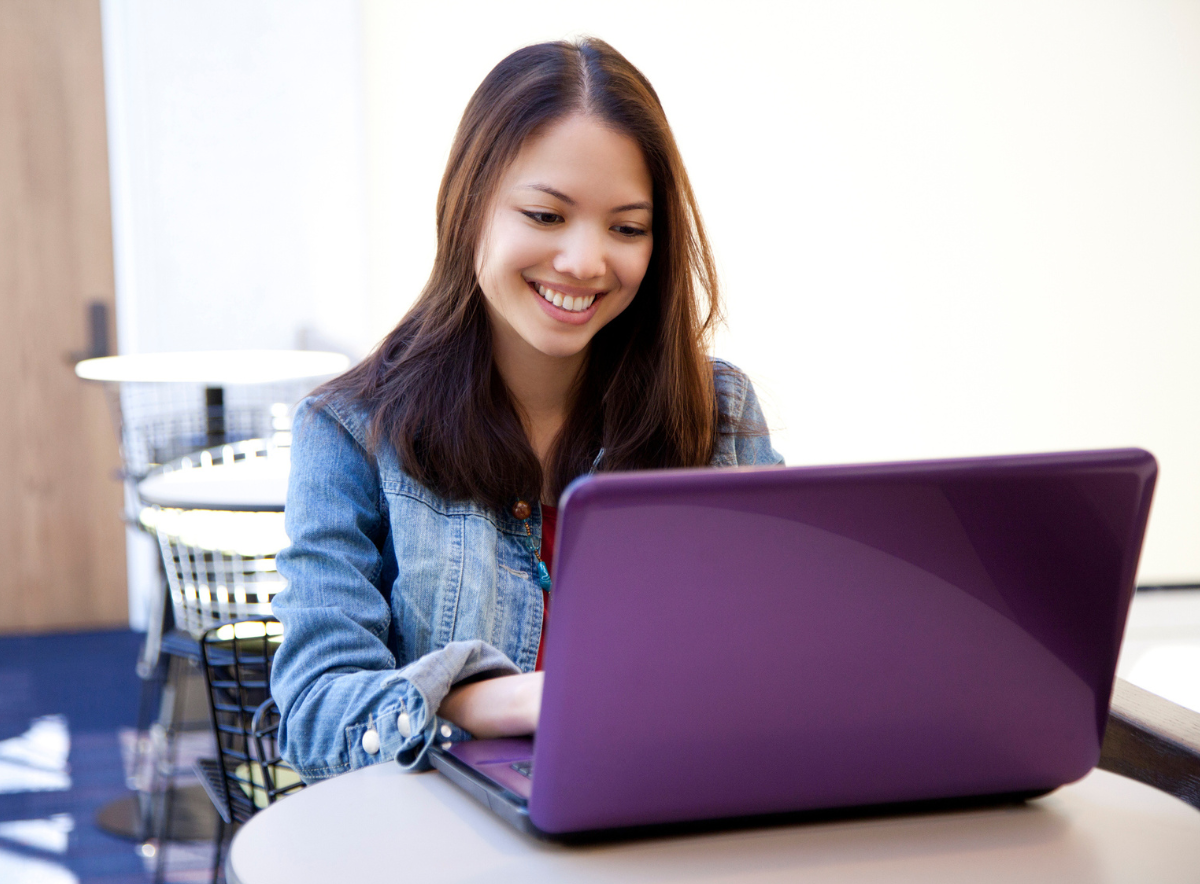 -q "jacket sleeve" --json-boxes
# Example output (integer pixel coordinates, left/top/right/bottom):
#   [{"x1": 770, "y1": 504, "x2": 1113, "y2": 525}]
[
  {"x1": 270, "y1": 398, "x2": 519, "y2": 781},
  {"x1": 711, "y1": 359, "x2": 786, "y2": 467}
]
